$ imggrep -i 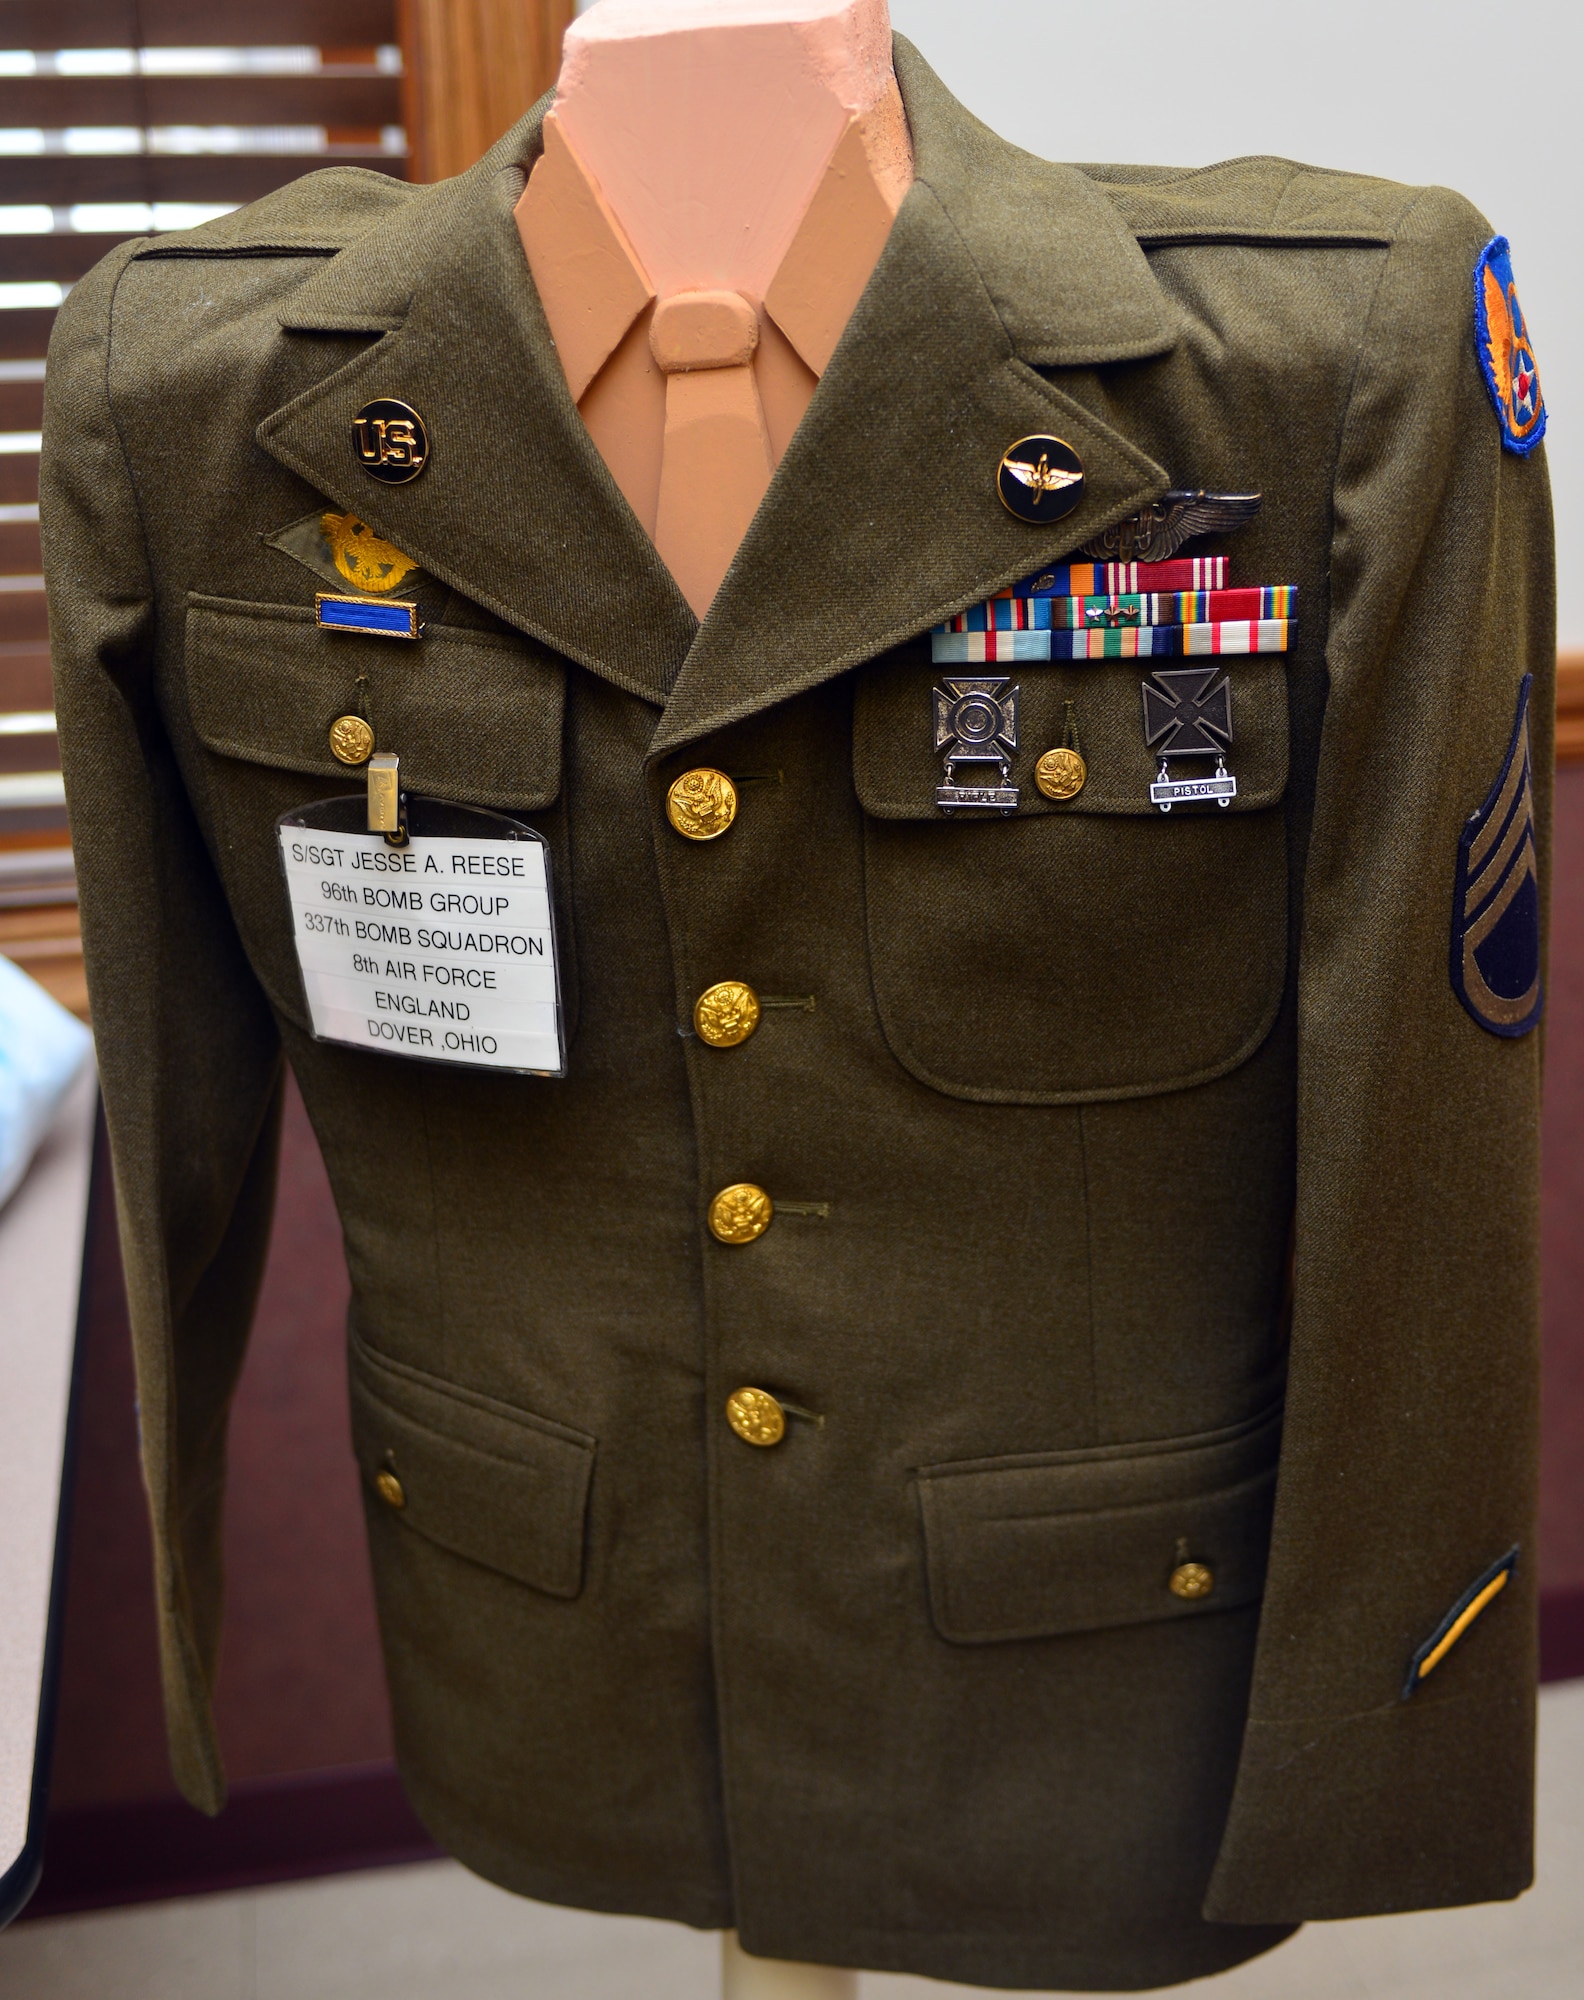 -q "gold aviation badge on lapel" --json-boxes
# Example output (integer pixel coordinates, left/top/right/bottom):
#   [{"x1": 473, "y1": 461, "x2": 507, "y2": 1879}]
[{"x1": 997, "y1": 436, "x2": 1085, "y2": 524}]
